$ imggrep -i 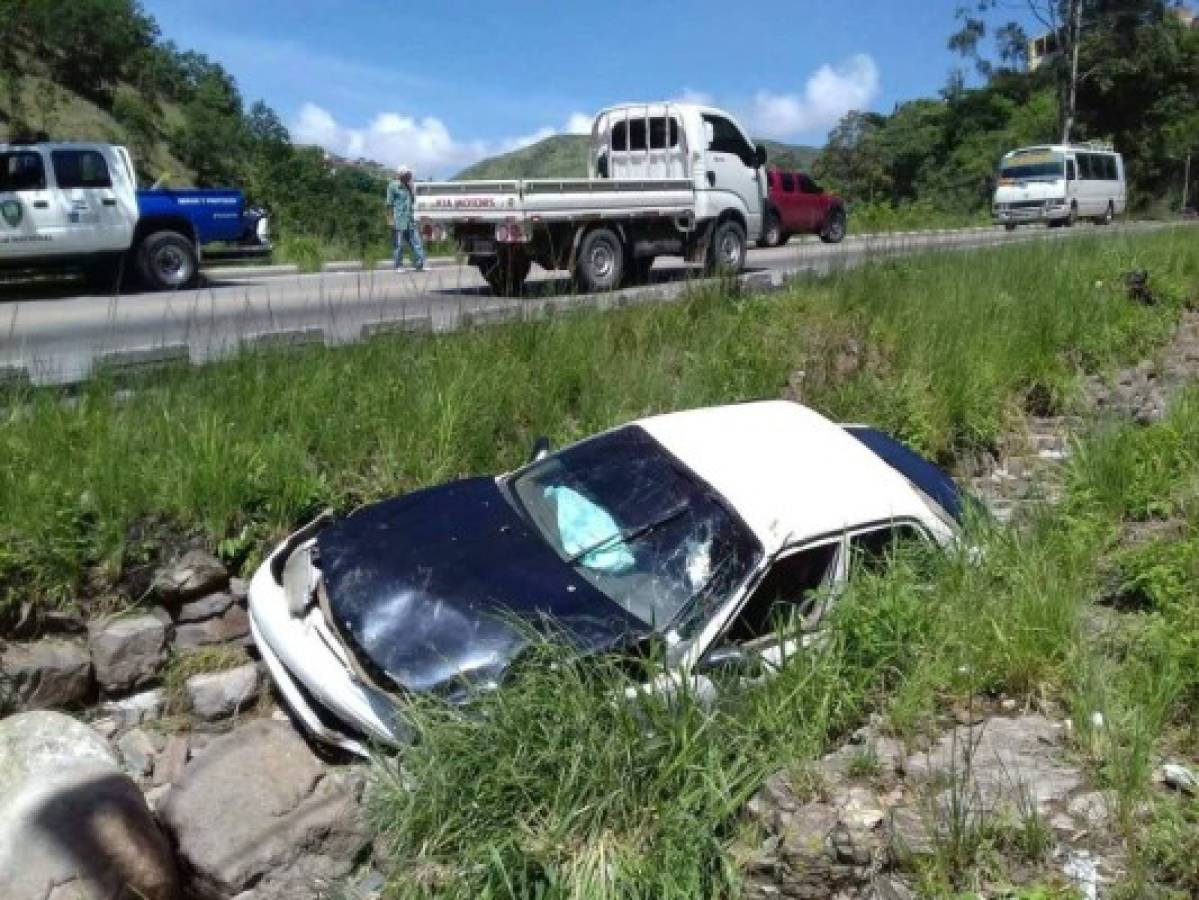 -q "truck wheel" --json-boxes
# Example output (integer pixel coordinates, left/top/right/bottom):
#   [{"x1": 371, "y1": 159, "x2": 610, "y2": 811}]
[
  {"x1": 1004, "y1": 223, "x2": 1018, "y2": 232},
  {"x1": 574, "y1": 227, "x2": 624, "y2": 292},
  {"x1": 138, "y1": 231, "x2": 198, "y2": 290},
  {"x1": 758, "y1": 210, "x2": 782, "y2": 248},
  {"x1": 1093, "y1": 202, "x2": 1114, "y2": 226},
  {"x1": 704, "y1": 219, "x2": 747, "y2": 276},
  {"x1": 819, "y1": 208, "x2": 847, "y2": 244},
  {"x1": 478, "y1": 250, "x2": 531, "y2": 296}
]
